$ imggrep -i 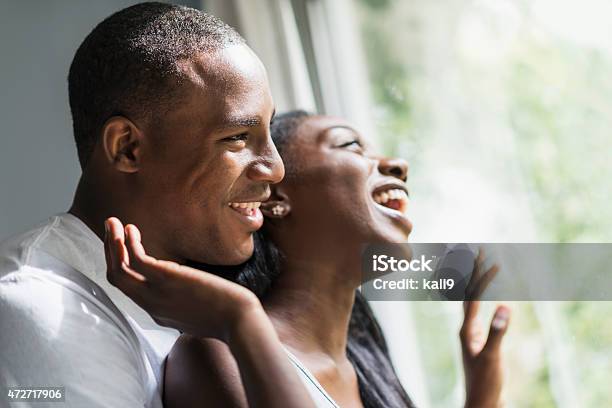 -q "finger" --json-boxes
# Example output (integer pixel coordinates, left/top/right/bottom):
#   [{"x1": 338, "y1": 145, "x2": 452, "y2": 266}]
[
  {"x1": 104, "y1": 229, "x2": 145, "y2": 284},
  {"x1": 105, "y1": 217, "x2": 125, "y2": 282},
  {"x1": 460, "y1": 300, "x2": 480, "y2": 351},
  {"x1": 116, "y1": 259, "x2": 148, "y2": 293},
  {"x1": 463, "y1": 300, "x2": 480, "y2": 323},
  {"x1": 125, "y1": 224, "x2": 146, "y2": 265},
  {"x1": 105, "y1": 218, "x2": 147, "y2": 283},
  {"x1": 482, "y1": 305, "x2": 511, "y2": 355},
  {"x1": 124, "y1": 224, "x2": 161, "y2": 281},
  {"x1": 464, "y1": 331, "x2": 486, "y2": 356},
  {"x1": 106, "y1": 217, "x2": 128, "y2": 265},
  {"x1": 466, "y1": 248, "x2": 485, "y2": 294},
  {"x1": 104, "y1": 220, "x2": 114, "y2": 271},
  {"x1": 471, "y1": 264, "x2": 500, "y2": 300}
]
